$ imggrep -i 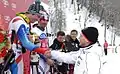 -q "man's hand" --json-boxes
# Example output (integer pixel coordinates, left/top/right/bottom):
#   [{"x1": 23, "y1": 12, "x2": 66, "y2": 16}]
[
  {"x1": 46, "y1": 58, "x2": 54, "y2": 66},
  {"x1": 28, "y1": 34, "x2": 39, "y2": 43}
]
